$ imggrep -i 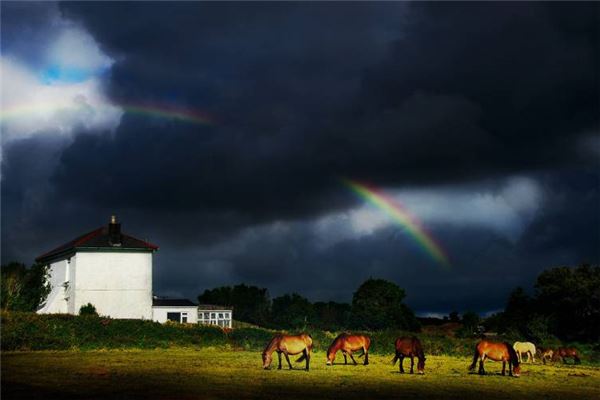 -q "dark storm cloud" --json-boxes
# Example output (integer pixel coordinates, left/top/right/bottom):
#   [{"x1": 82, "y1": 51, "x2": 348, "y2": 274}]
[
  {"x1": 50, "y1": 2, "x2": 598, "y2": 221},
  {"x1": 2, "y1": 2, "x2": 598, "y2": 312}
]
